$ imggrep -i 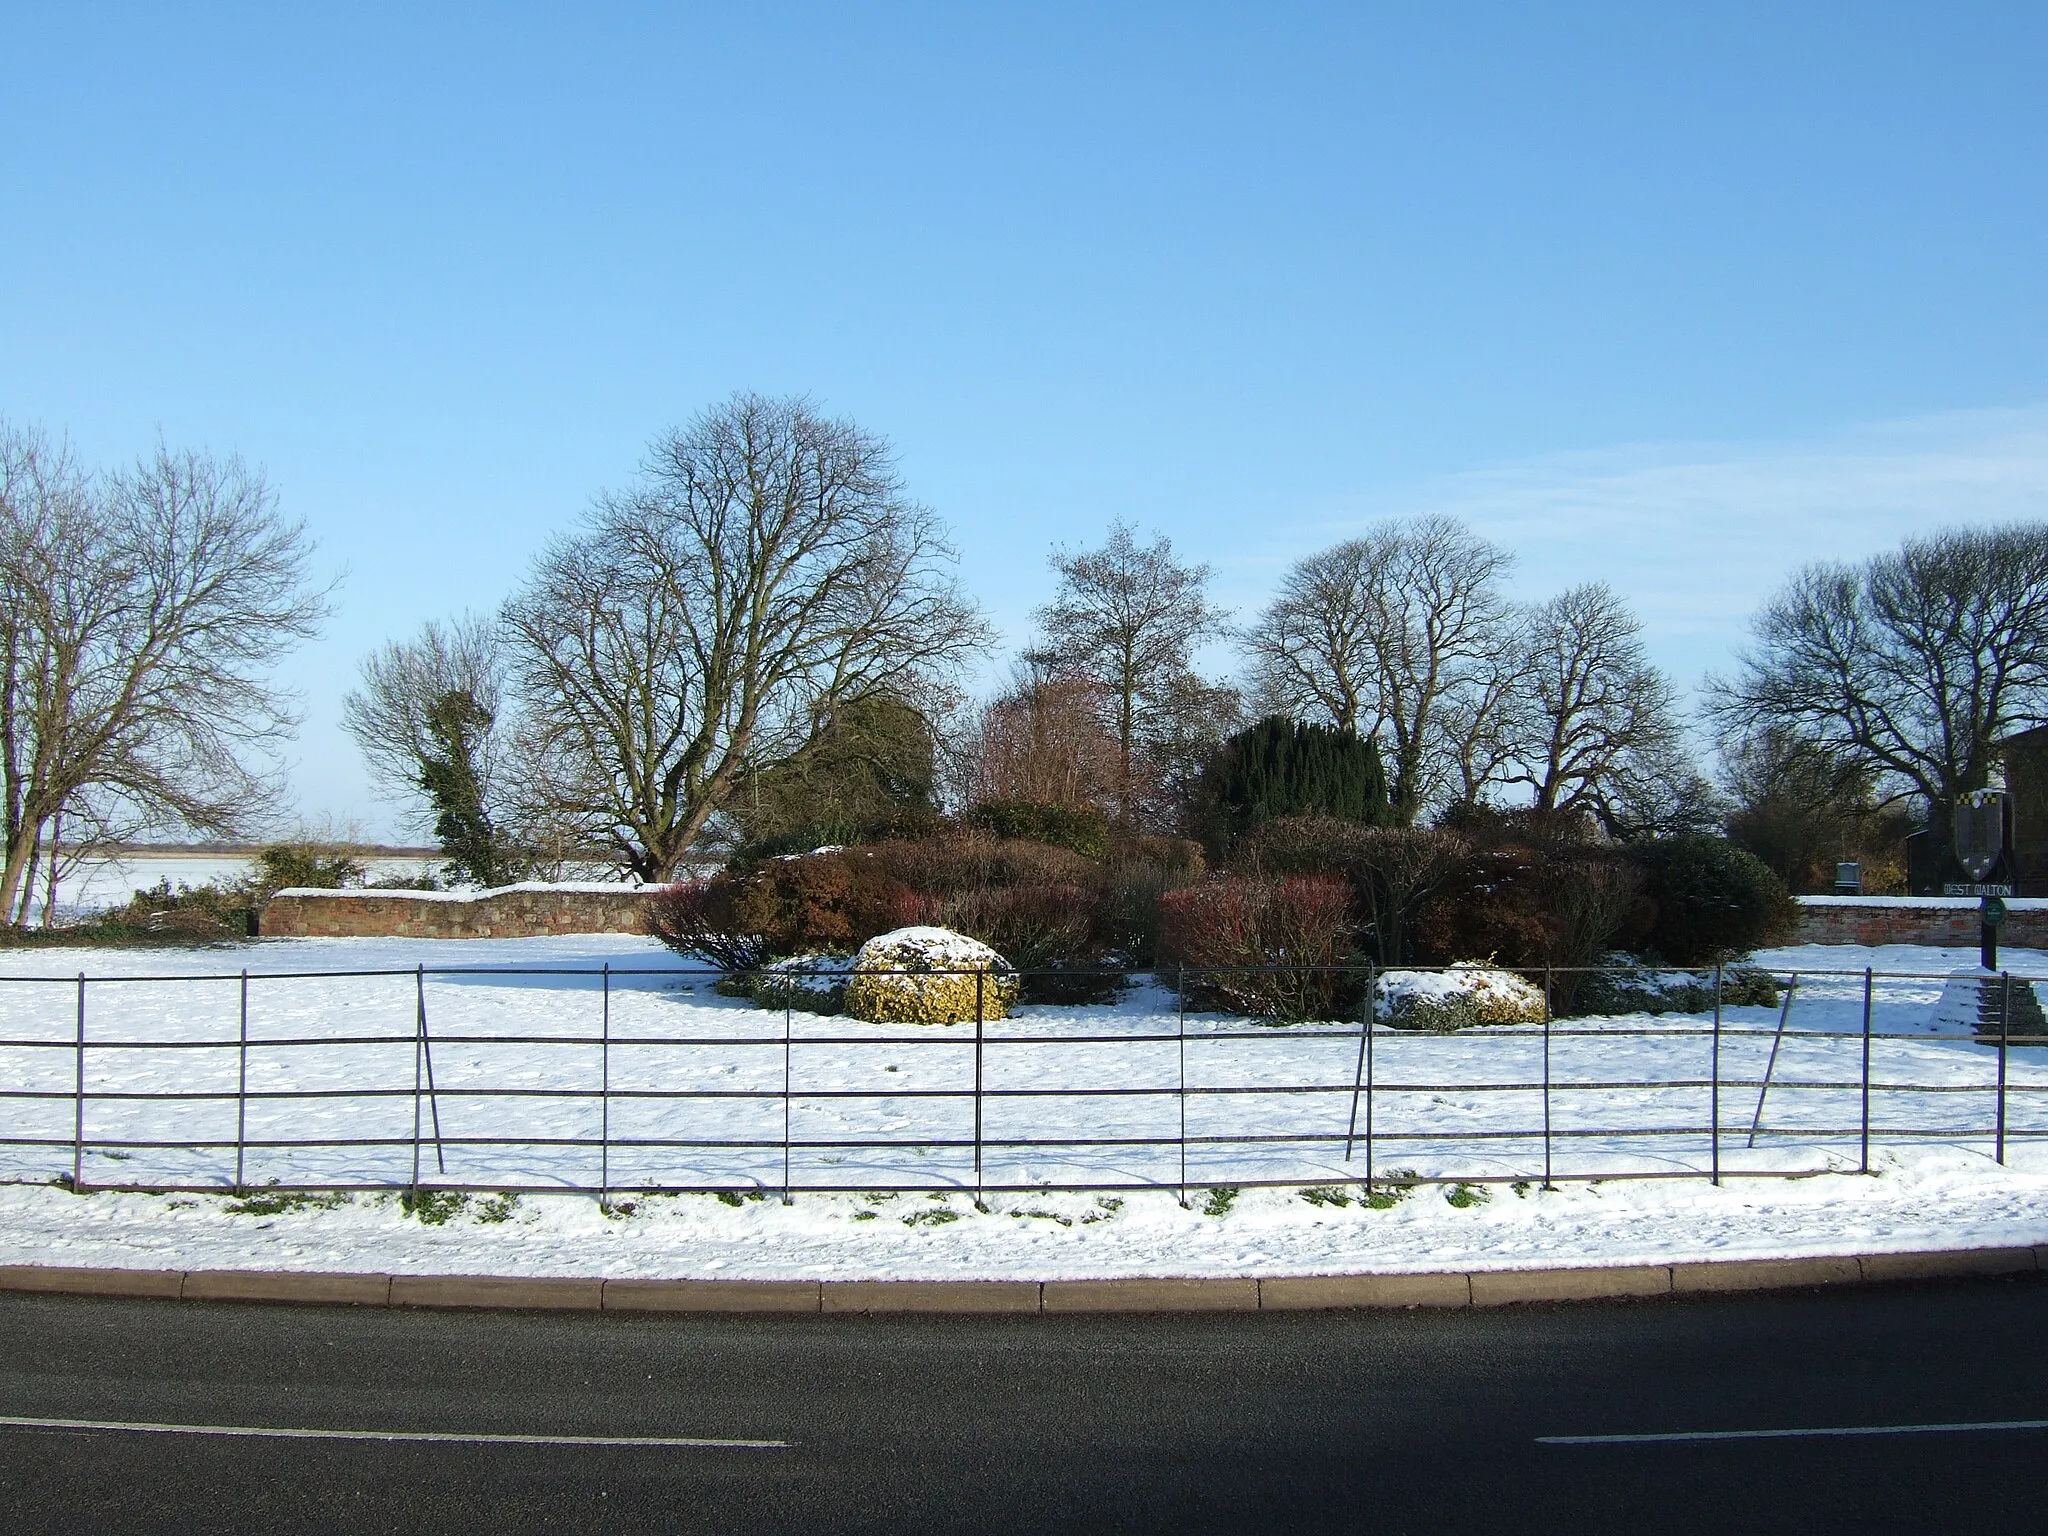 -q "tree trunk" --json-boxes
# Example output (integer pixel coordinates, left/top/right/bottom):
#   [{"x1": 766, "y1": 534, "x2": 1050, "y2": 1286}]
[
  {"x1": 40, "y1": 804, "x2": 62, "y2": 928},
  {"x1": 0, "y1": 822, "x2": 39, "y2": 928}
]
